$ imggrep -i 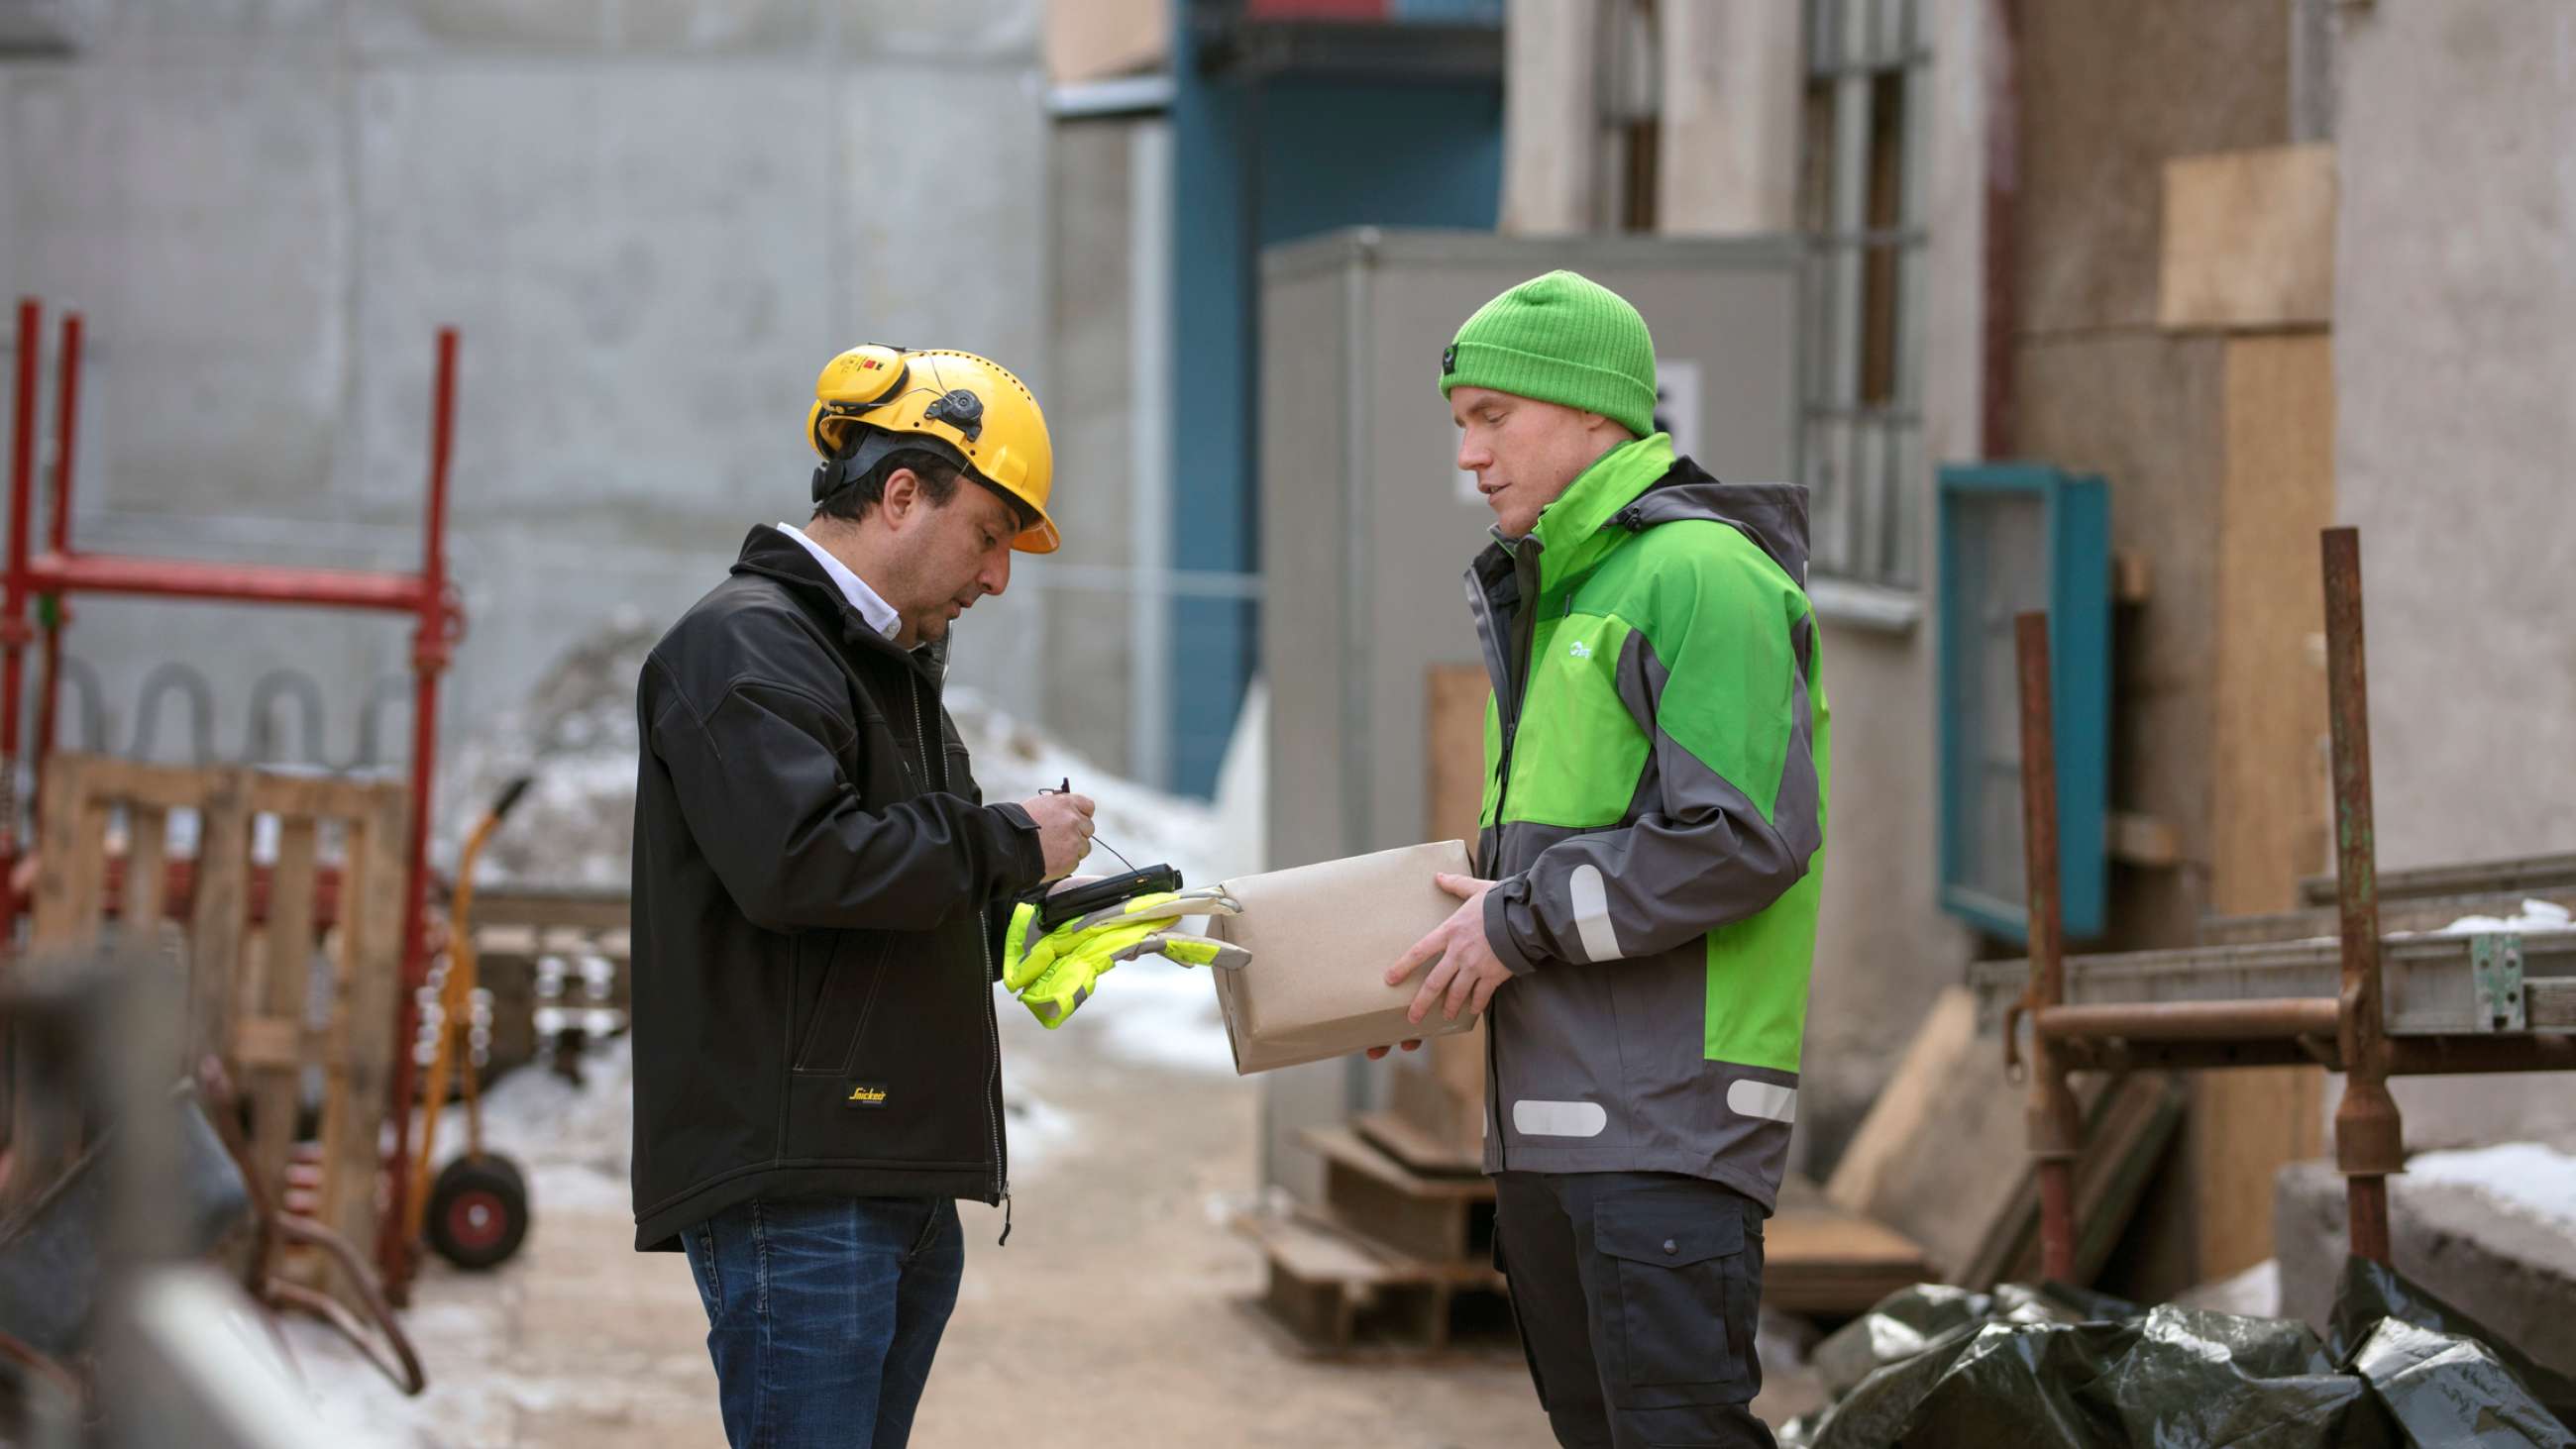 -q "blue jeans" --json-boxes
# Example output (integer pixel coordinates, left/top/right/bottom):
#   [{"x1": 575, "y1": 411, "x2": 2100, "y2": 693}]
[{"x1": 682, "y1": 1196, "x2": 965, "y2": 1449}]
